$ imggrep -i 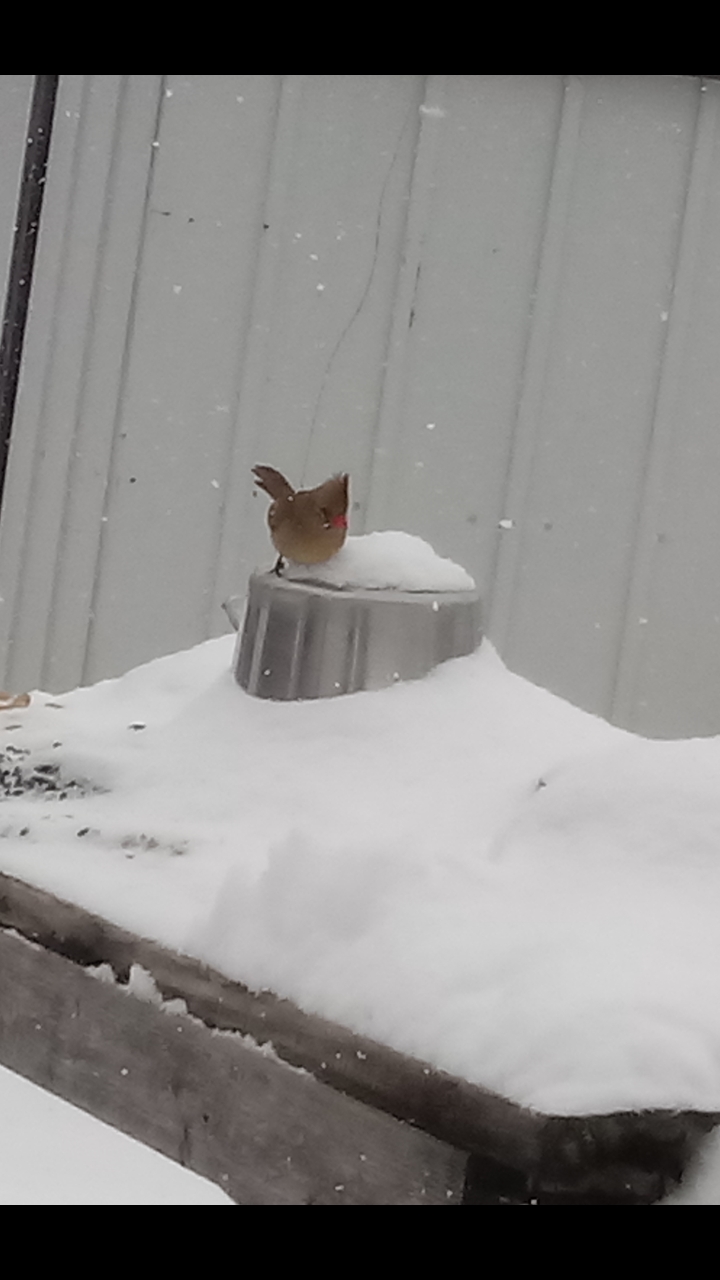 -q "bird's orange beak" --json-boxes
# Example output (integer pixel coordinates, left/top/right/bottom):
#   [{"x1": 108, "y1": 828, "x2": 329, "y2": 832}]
[{"x1": 329, "y1": 514, "x2": 348, "y2": 529}]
